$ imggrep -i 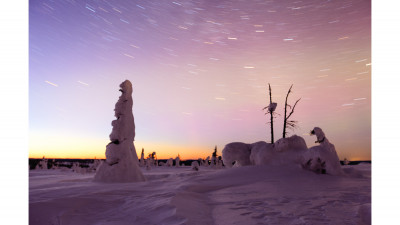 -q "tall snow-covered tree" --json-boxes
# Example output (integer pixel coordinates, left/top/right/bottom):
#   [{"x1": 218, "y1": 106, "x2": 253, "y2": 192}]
[{"x1": 94, "y1": 80, "x2": 145, "y2": 183}]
